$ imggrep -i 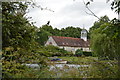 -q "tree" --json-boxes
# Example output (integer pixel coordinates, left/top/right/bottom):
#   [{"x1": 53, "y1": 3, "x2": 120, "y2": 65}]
[
  {"x1": 60, "y1": 26, "x2": 82, "y2": 38},
  {"x1": 2, "y1": 2, "x2": 40, "y2": 50},
  {"x1": 53, "y1": 28, "x2": 61, "y2": 36},
  {"x1": 36, "y1": 24, "x2": 54, "y2": 45},
  {"x1": 40, "y1": 24, "x2": 54, "y2": 34},
  {"x1": 90, "y1": 17, "x2": 120, "y2": 60},
  {"x1": 89, "y1": 15, "x2": 110, "y2": 33},
  {"x1": 2, "y1": 2, "x2": 45, "y2": 78},
  {"x1": 36, "y1": 28, "x2": 52, "y2": 45}
]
